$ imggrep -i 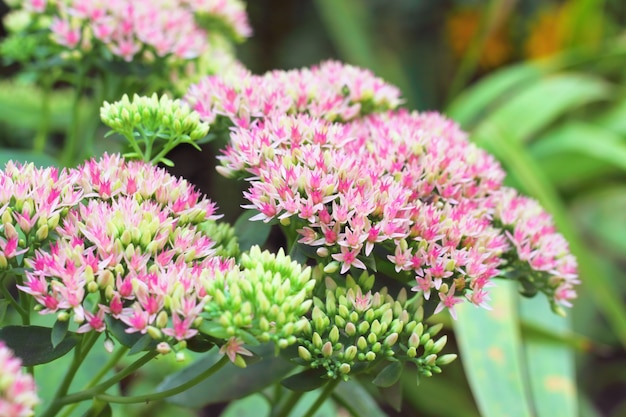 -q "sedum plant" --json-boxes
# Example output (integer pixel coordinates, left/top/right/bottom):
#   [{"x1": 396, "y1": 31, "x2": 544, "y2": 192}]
[{"x1": 0, "y1": 8, "x2": 579, "y2": 415}]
